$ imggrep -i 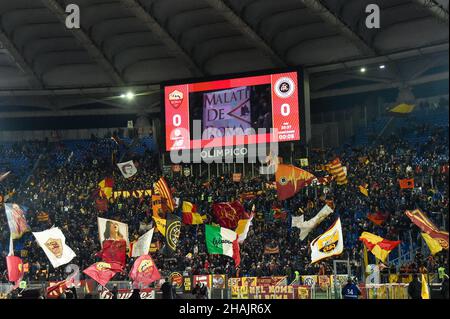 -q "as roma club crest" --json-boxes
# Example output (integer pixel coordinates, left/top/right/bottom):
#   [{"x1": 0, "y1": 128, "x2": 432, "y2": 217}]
[
  {"x1": 138, "y1": 259, "x2": 155, "y2": 276},
  {"x1": 96, "y1": 262, "x2": 111, "y2": 271},
  {"x1": 45, "y1": 238, "x2": 63, "y2": 258},
  {"x1": 168, "y1": 90, "x2": 184, "y2": 109},
  {"x1": 318, "y1": 230, "x2": 339, "y2": 253}
]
